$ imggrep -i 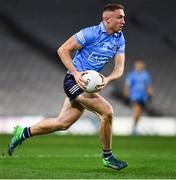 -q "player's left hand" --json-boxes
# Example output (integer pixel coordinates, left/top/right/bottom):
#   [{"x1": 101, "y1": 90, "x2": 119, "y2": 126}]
[{"x1": 96, "y1": 74, "x2": 108, "y2": 92}]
